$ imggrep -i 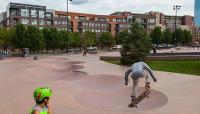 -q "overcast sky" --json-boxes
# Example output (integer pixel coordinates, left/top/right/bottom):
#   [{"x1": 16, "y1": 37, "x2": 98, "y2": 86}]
[{"x1": 0, "y1": 0, "x2": 195, "y2": 16}]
